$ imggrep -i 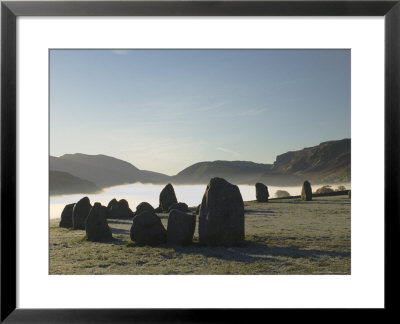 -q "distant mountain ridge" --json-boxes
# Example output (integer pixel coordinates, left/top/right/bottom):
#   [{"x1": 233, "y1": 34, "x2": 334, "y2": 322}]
[
  {"x1": 49, "y1": 170, "x2": 100, "y2": 195},
  {"x1": 172, "y1": 160, "x2": 272, "y2": 184},
  {"x1": 50, "y1": 153, "x2": 169, "y2": 188},
  {"x1": 50, "y1": 138, "x2": 350, "y2": 195},
  {"x1": 269, "y1": 139, "x2": 350, "y2": 183}
]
